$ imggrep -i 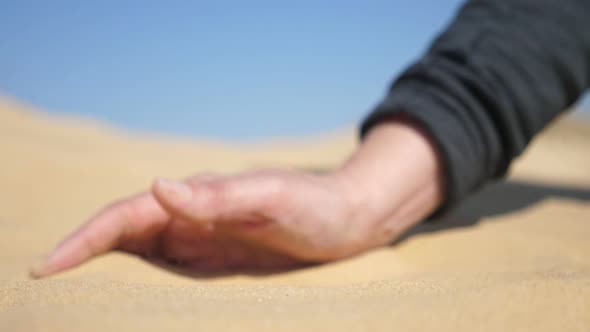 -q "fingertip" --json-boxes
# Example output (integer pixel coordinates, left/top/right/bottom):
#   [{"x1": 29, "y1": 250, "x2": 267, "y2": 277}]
[
  {"x1": 152, "y1": 177, "x2": 193, "y2": 206},
  {"x1": 29, "y1": 255, "x2": 51, "y2": 279}
]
